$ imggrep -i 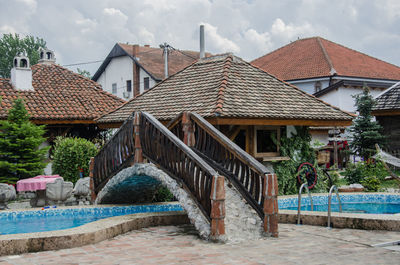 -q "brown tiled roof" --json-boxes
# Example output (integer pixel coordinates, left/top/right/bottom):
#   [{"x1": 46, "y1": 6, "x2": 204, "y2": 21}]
[
  {"x1": 373, "y1": 81, "x2": 400, "y2": 111},
  {"x1": 97, "y1": 54, "x2": 353, "y2": 124},
  {"x1": 251, "y1": 37, "x2": 400, "y2": 81},
  {"x1": 118, "y1": 44, "x2": 207, "y2": 81},
  {"x1": 0, "y1": 64, "x2": 124, "y2": 122}
]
